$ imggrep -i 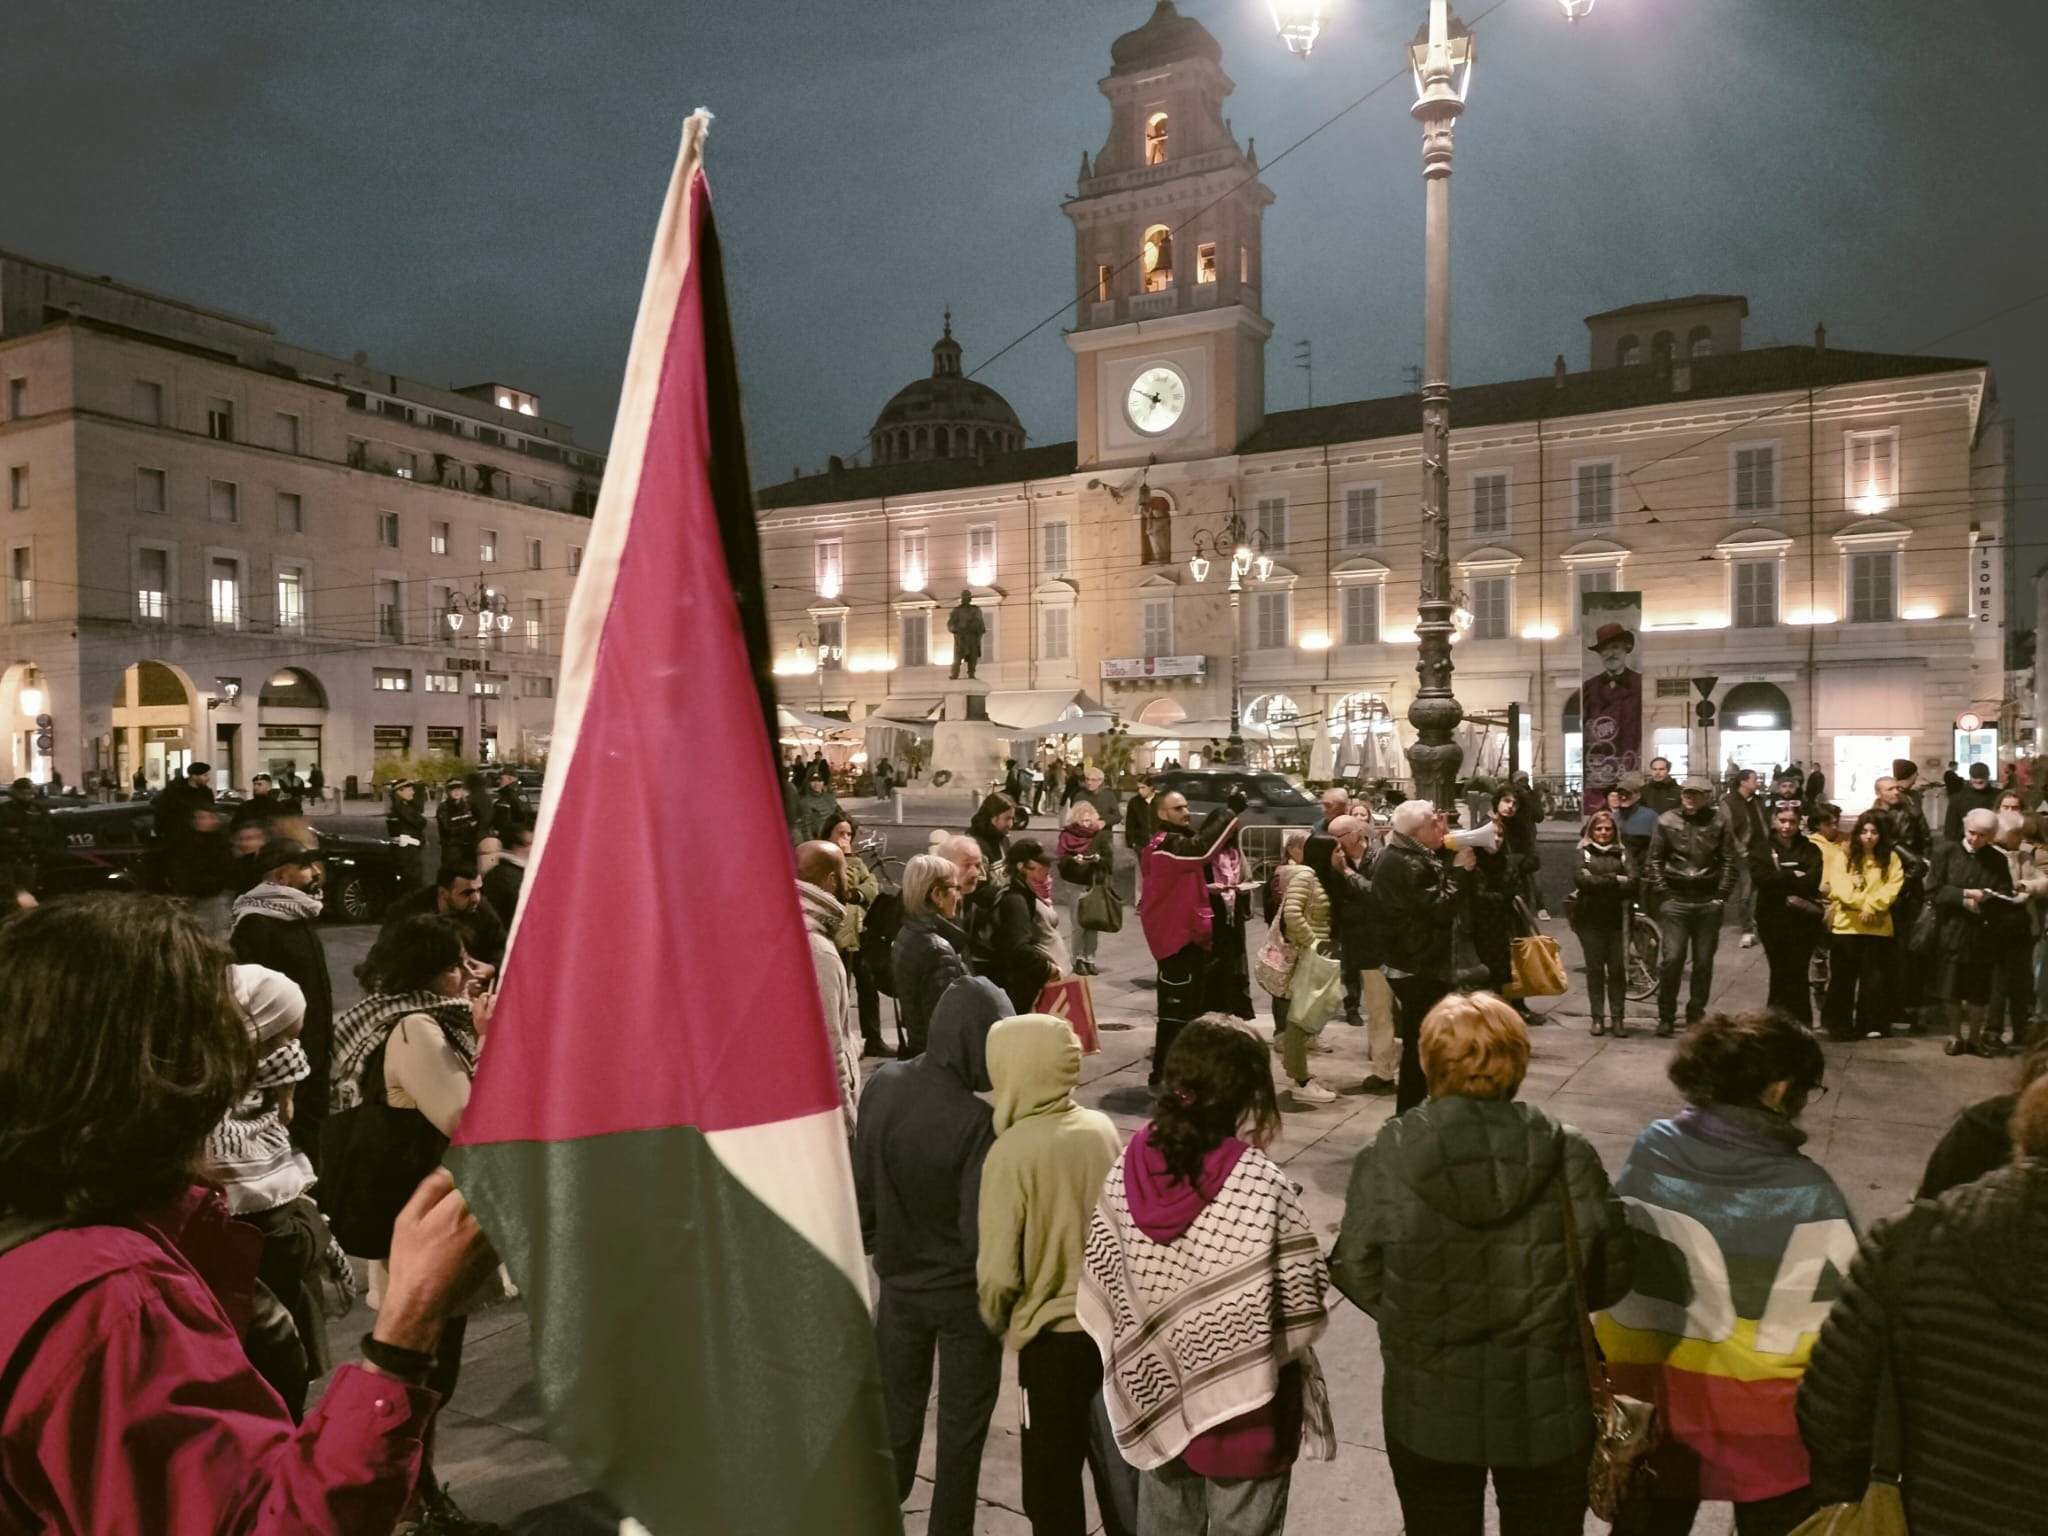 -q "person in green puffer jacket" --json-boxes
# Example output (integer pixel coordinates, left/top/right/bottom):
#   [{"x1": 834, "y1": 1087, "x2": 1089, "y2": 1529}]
[{"x1": 1331, "y1": 991, "x2": 1635, "y2": 1536}]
